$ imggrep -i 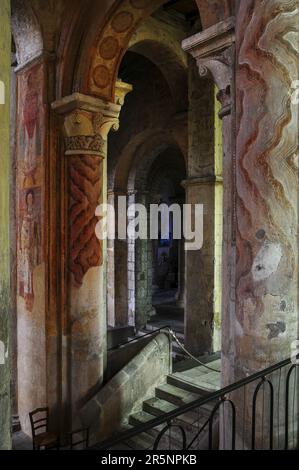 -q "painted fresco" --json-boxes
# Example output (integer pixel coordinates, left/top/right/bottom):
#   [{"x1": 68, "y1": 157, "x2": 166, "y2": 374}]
[
  {"x1": 16, "y1": 62, "x2": 45, "y2": 312},
  {"x1": 18, "y1": 188, "x2": 42, "y2": 311}
]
